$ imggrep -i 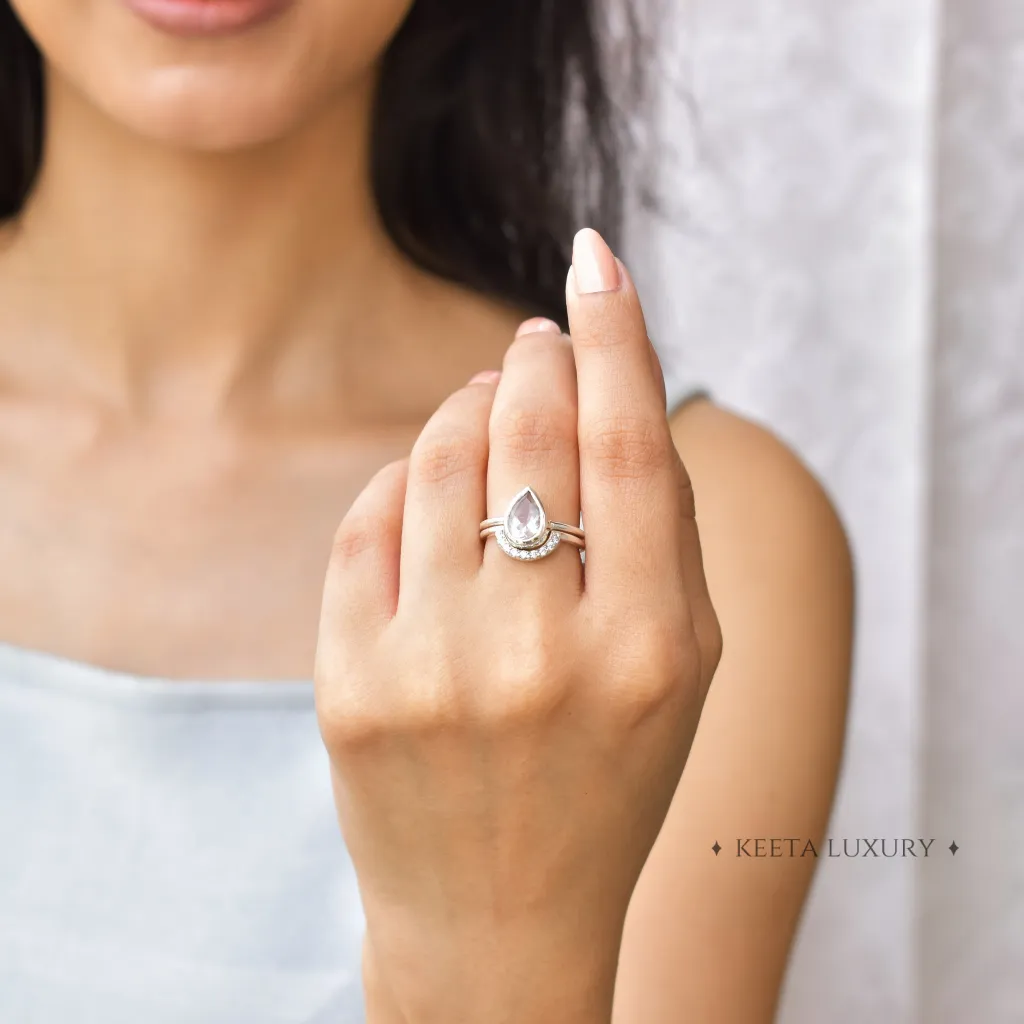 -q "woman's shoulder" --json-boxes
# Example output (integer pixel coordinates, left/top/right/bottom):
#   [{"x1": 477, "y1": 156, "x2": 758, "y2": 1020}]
[
  {"x1": 669, "y1": 395, "x2": 853, "y2": 589},
  {"x1": 666, "y1": 394, "x2": 854, "y2": 671}
]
